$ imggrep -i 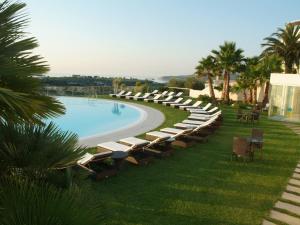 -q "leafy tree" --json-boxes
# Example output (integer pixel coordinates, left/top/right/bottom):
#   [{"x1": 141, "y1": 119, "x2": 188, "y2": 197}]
[
  {"x1": 167, "y1": 78, "x2": 185, "y2": 88},
  {"x1": 262, "y1": 24, "x2": 300, "y2": 73},
  {"x1": 195, "y1": 55, "x2": 218, "y2": 102},
  {"x1": 112, "y1": 78, "x2": 123, "y2": 93},
  {"x1": 184, "y1": 77, "x2": 205, "y2": 90},
  {"x1": 0, "y1": 0, "x2": 65, "y2": 124},
  {"x1": 0, "y1": 122, "x2": 85, "y2": 187},
  {"x1": 134, "y1": 81, "x2": 149, "y2": 93},
  {"x1": 212, "y1": 41, "x2": 244, "y2": 104}
]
